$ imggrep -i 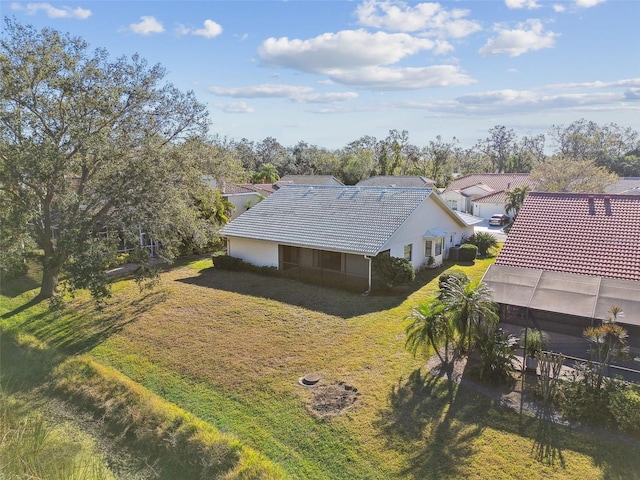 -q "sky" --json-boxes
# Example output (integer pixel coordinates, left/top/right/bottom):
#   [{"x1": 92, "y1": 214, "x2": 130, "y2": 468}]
[{"x1": 2, "y1": 0, "x2": 640, "y2": 150}]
